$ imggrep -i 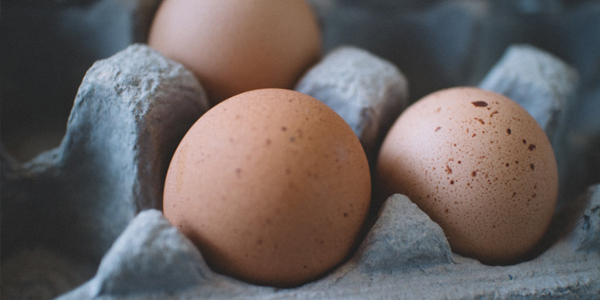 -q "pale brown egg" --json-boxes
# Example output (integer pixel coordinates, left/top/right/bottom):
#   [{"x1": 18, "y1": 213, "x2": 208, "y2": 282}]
[
  {"x1": 163, "y1": 89, "x2": 371, "y2": 287},
  {"x1": 147, "y1": 0, "x2": 322, "y2": 106},
  {"x1": 377, "y1": 87, "x2": 558, "y2": 264}
]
